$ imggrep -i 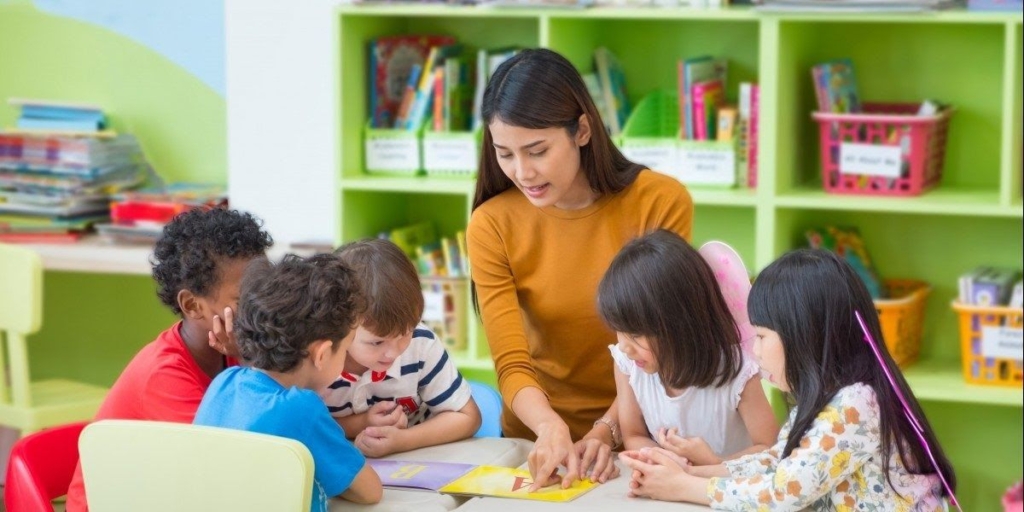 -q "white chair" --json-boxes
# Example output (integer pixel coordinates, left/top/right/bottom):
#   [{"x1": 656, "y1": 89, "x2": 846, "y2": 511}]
[{"x1": 78, "y1": 419, "x2": 314, "y2": 512}]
